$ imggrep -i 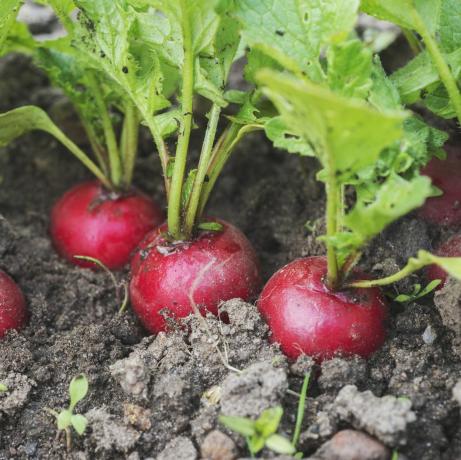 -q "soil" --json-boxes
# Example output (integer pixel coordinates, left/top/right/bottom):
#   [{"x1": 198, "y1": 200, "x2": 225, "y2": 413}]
[{"x1": 2, "y1": 24, "x2": 461, "y2": 460}]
